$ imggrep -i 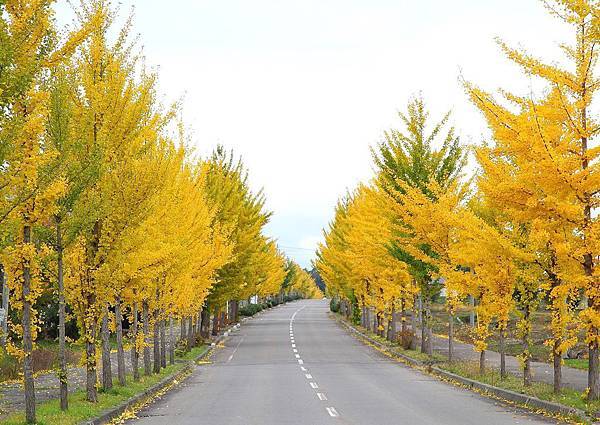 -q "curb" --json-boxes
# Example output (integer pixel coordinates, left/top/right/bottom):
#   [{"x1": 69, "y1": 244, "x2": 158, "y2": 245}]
[
  {"x1": 80, "y1": 328, "x2": 232, "y2": 425},
  {"x1": 333, "y1": 315, "x2": 591, "y2": 423}
]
